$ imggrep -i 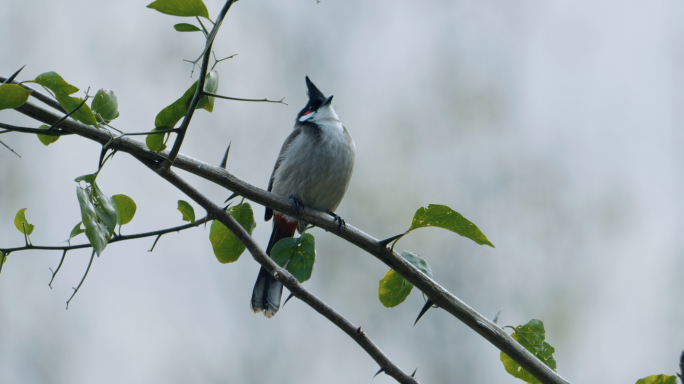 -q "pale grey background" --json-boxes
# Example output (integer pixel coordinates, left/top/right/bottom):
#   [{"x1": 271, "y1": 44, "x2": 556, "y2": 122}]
[{"x1": 1, "y1": 0, "x2": 683, "y2": 383}]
